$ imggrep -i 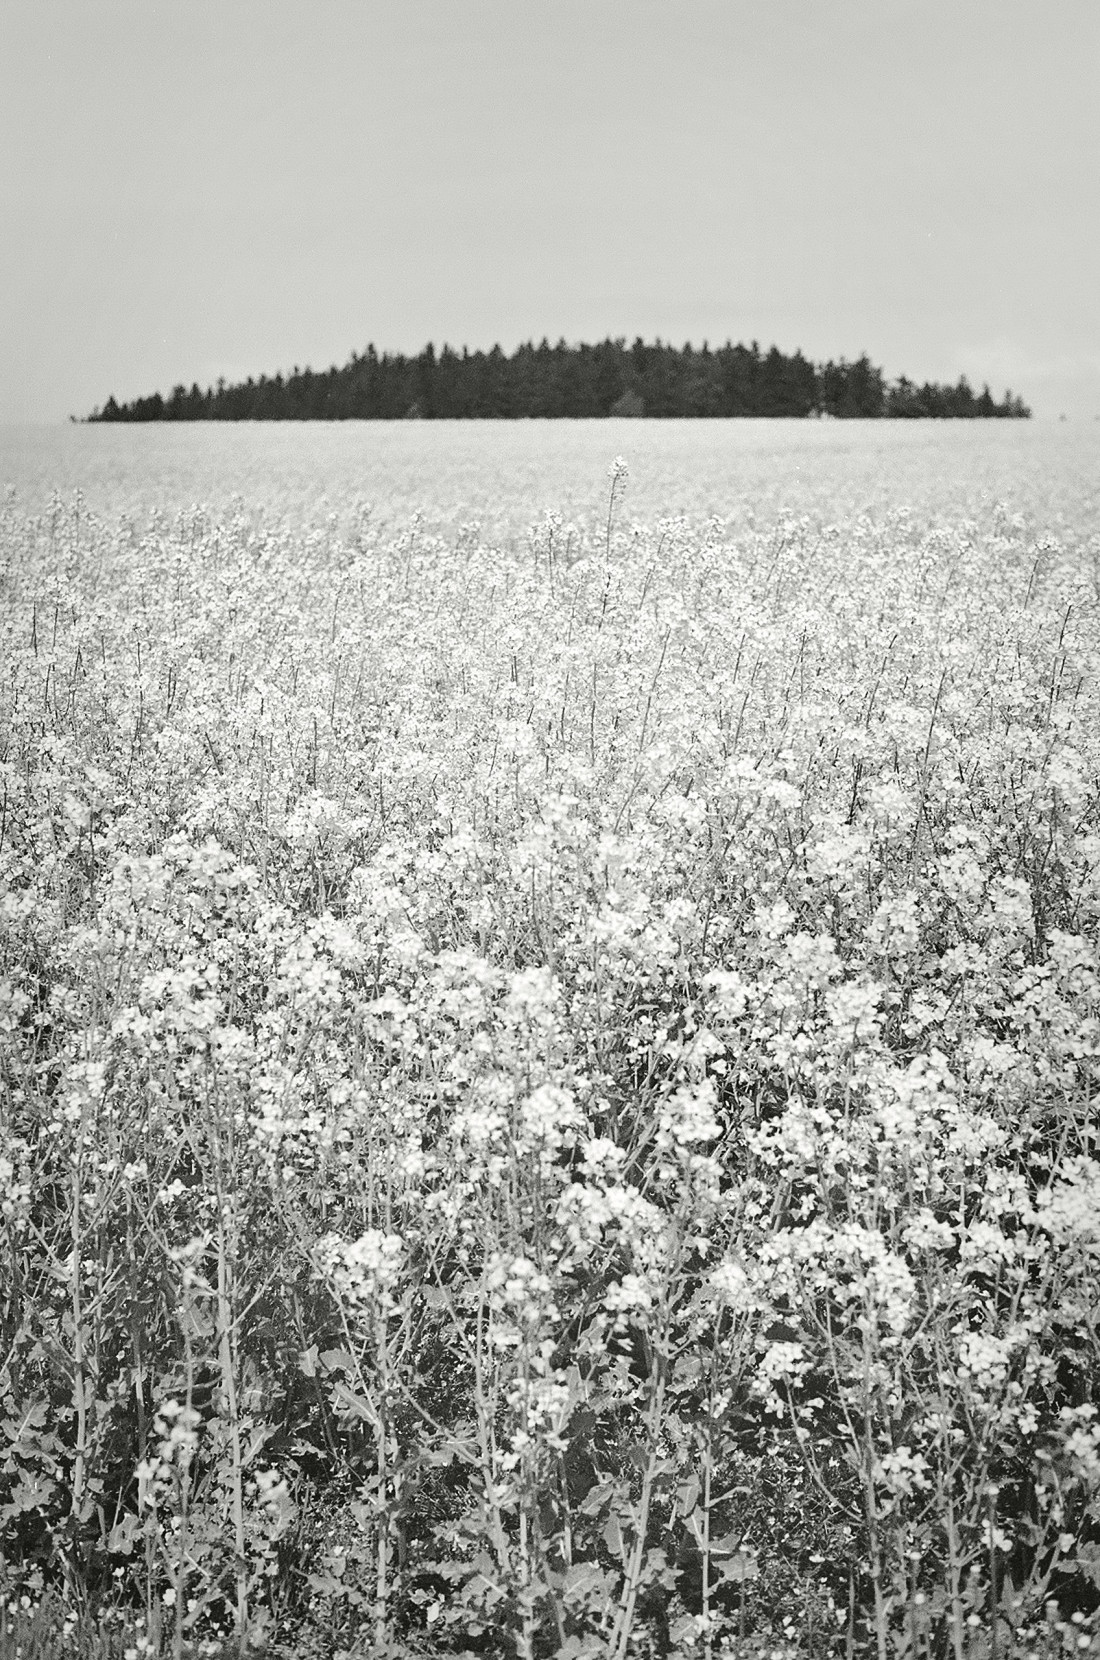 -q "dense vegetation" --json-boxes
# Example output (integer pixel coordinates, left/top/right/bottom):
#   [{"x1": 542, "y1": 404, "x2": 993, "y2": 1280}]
[
  {"x1": 86, "y1": 337, "x2": 1031, "y2": 423},
  {"x1": 1, "y1": 461, "x2": 1096, "y2": 1660}
]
